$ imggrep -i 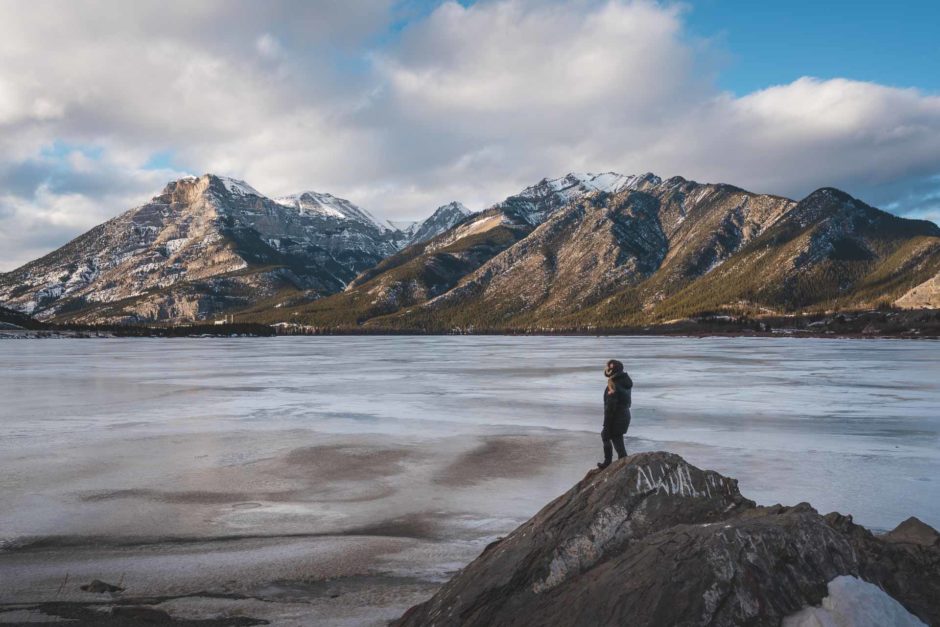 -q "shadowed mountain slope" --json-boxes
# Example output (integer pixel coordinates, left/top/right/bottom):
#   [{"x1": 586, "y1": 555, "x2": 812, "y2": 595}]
[{"x1": 273, "y1": 175, "x2": 939, "y2": 330}]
